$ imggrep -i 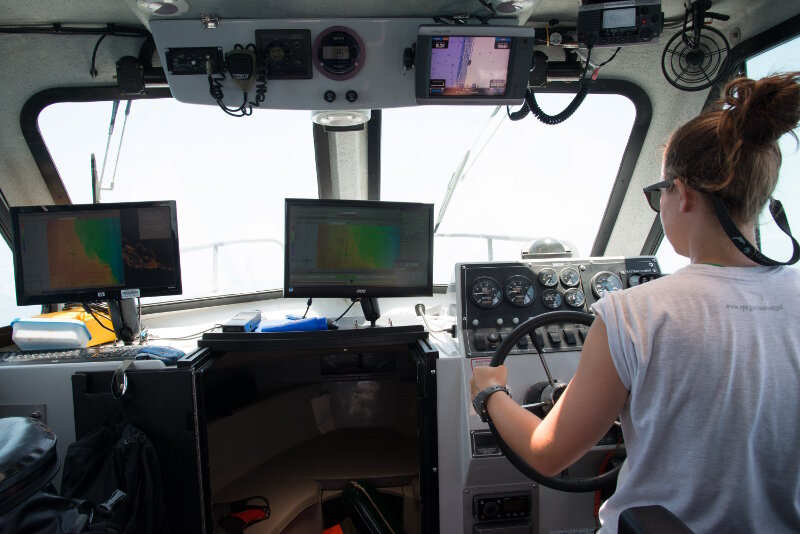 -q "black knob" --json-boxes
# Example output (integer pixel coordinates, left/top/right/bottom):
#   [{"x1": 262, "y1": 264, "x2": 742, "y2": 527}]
[
  {"x1": 323, "y1": 90, "x2": 336, "y2": 103},
  {"x1": 403, "y1": 46, "x2": 415, "y2": 70},
  {"x1": 487, "y1": 332, "x2": 501, "y2": 343},
  {"x1": 346, "y1": 90, "x2": 358, "y2": 102},
  {"x1": 482, "y1": 501, "x2": 499, "y2": 519},
  {"x1": 267, "y1": 44, "x2": 287, "y2": 61}
]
